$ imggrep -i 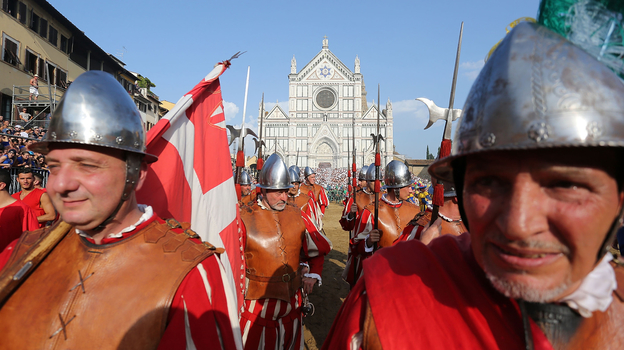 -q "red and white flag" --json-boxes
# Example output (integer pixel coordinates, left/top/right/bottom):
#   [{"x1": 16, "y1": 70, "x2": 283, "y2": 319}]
[{"x1": 136, "y1": 61, "x2": 244, "y2": 317}]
